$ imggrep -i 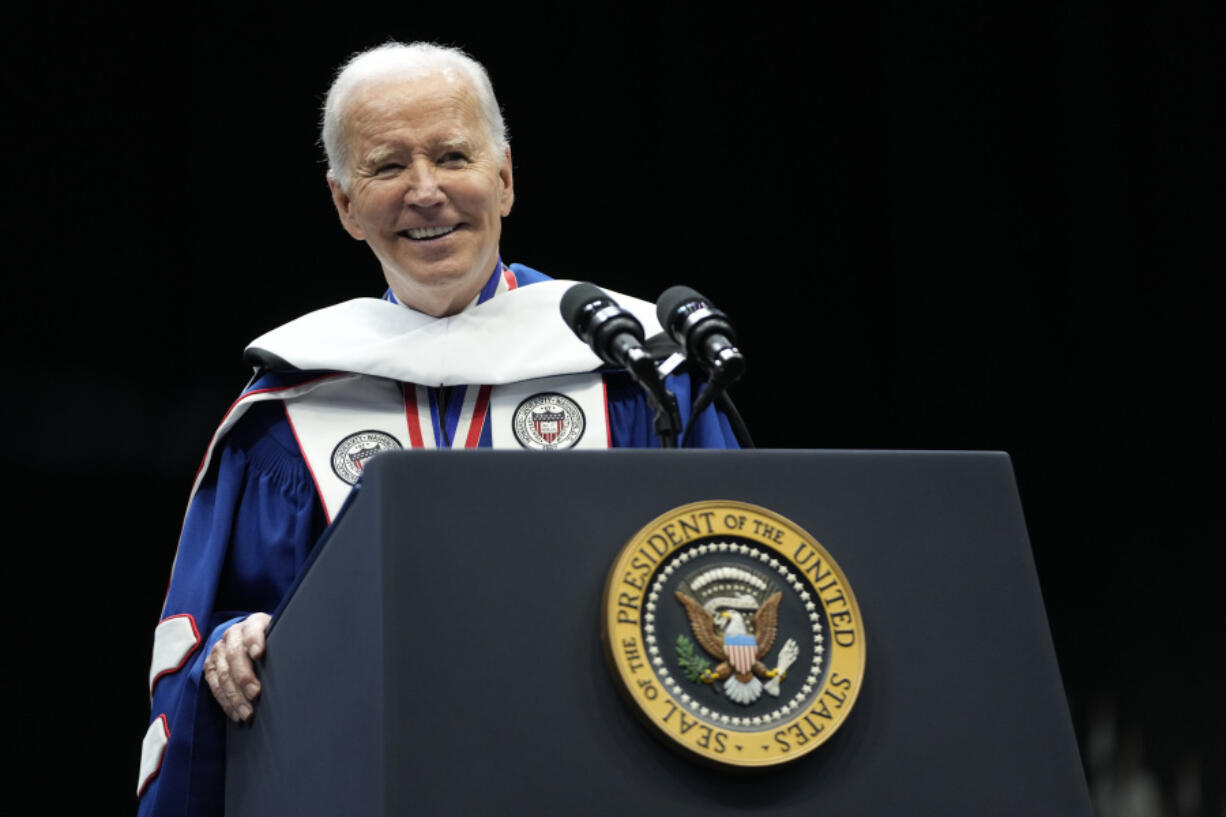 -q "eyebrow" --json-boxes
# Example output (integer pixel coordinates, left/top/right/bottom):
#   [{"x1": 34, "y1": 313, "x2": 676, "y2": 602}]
[
  {"x1": 359, "y1": 136, "x2": 478, "y2": 167},
  {"x1": 436, "y1": 136, "x2": 476, "y2": 153},
  {"x1": 360, "y1": 146, "x2": 398, "y2": 167}
]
